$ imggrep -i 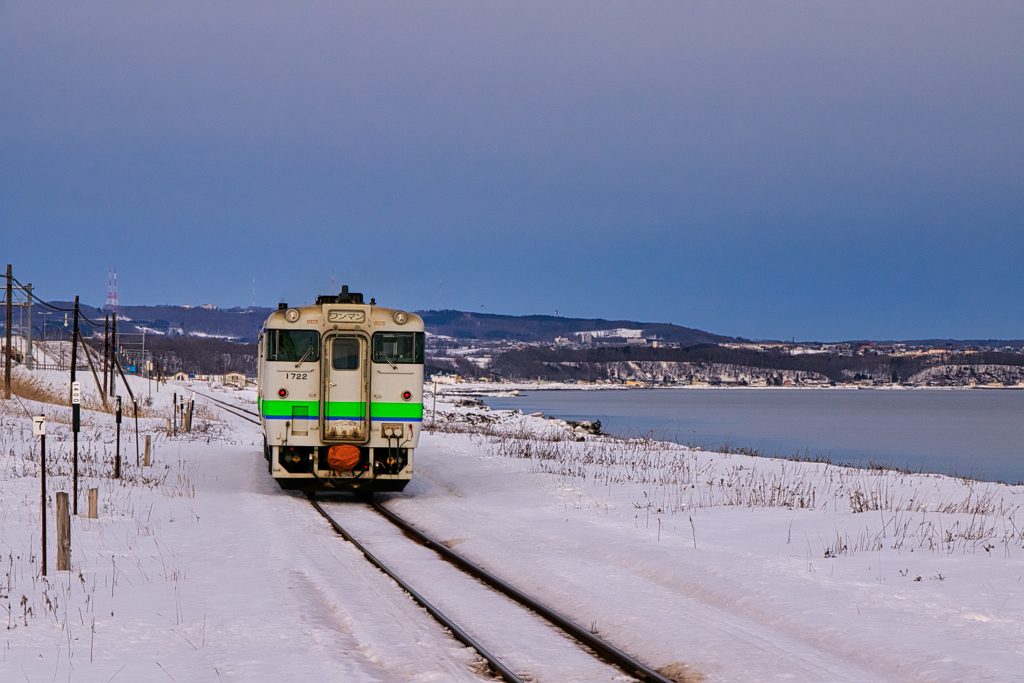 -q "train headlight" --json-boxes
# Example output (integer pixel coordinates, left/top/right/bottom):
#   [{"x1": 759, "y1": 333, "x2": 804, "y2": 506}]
[
  {"x1": 393, "y1": 311, "x2": 408, "y2": 325},
  {"x1": 284, "y1": 308, "x2": 300, "y2": 323}
]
